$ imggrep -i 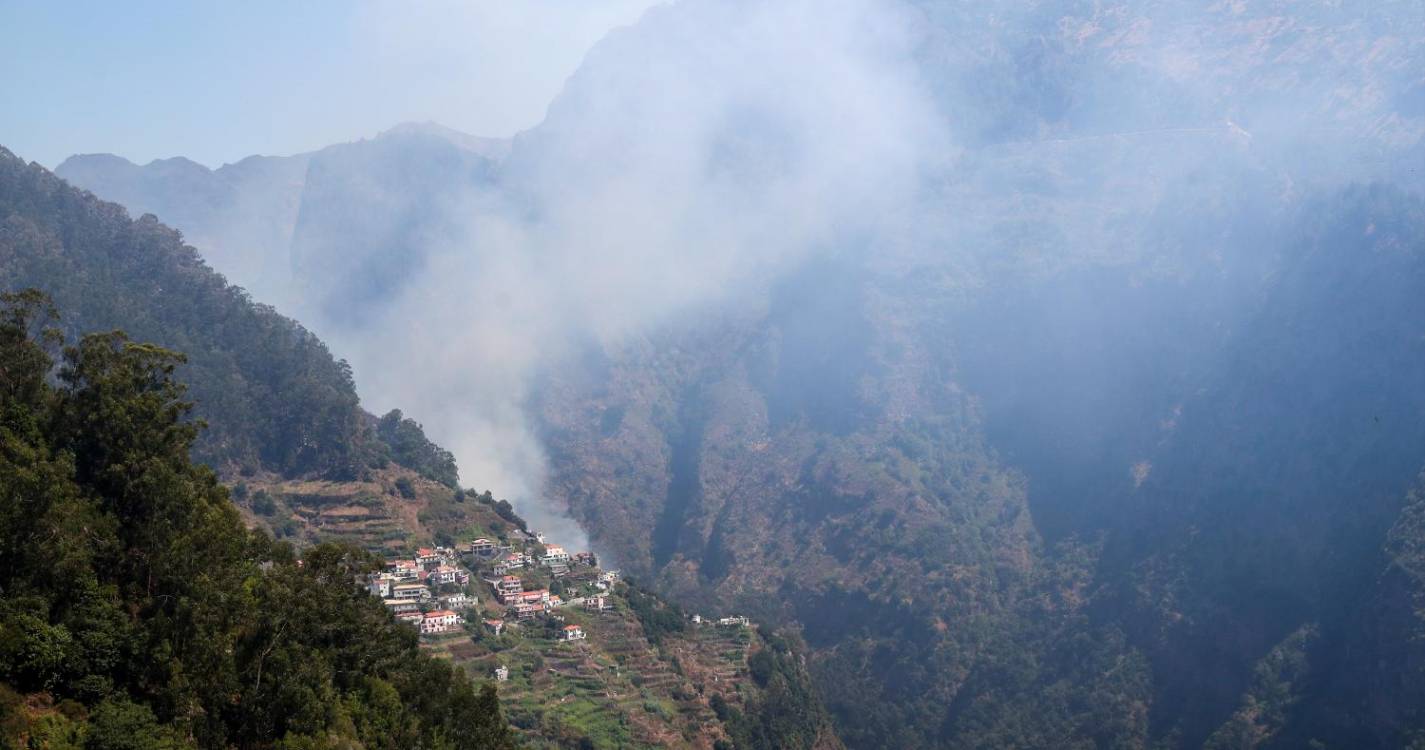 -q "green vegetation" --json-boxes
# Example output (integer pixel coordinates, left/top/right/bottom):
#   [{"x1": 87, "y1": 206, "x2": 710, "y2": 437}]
[
  {"x1": 0, "y1": 291, "x2": 514, "y2": 749},
  {"x1": 377, "y1": 409, "x2": 459, "y2": 487},
  {"x1": 622, "y1": 580, "x2": 686, "y2": 646},
  {"x1": 0, "y1": 147, "x2": 451, "y2": 483},
  {"x1": 718, "y1": 634, "x2": 838, "y2": 750}
]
